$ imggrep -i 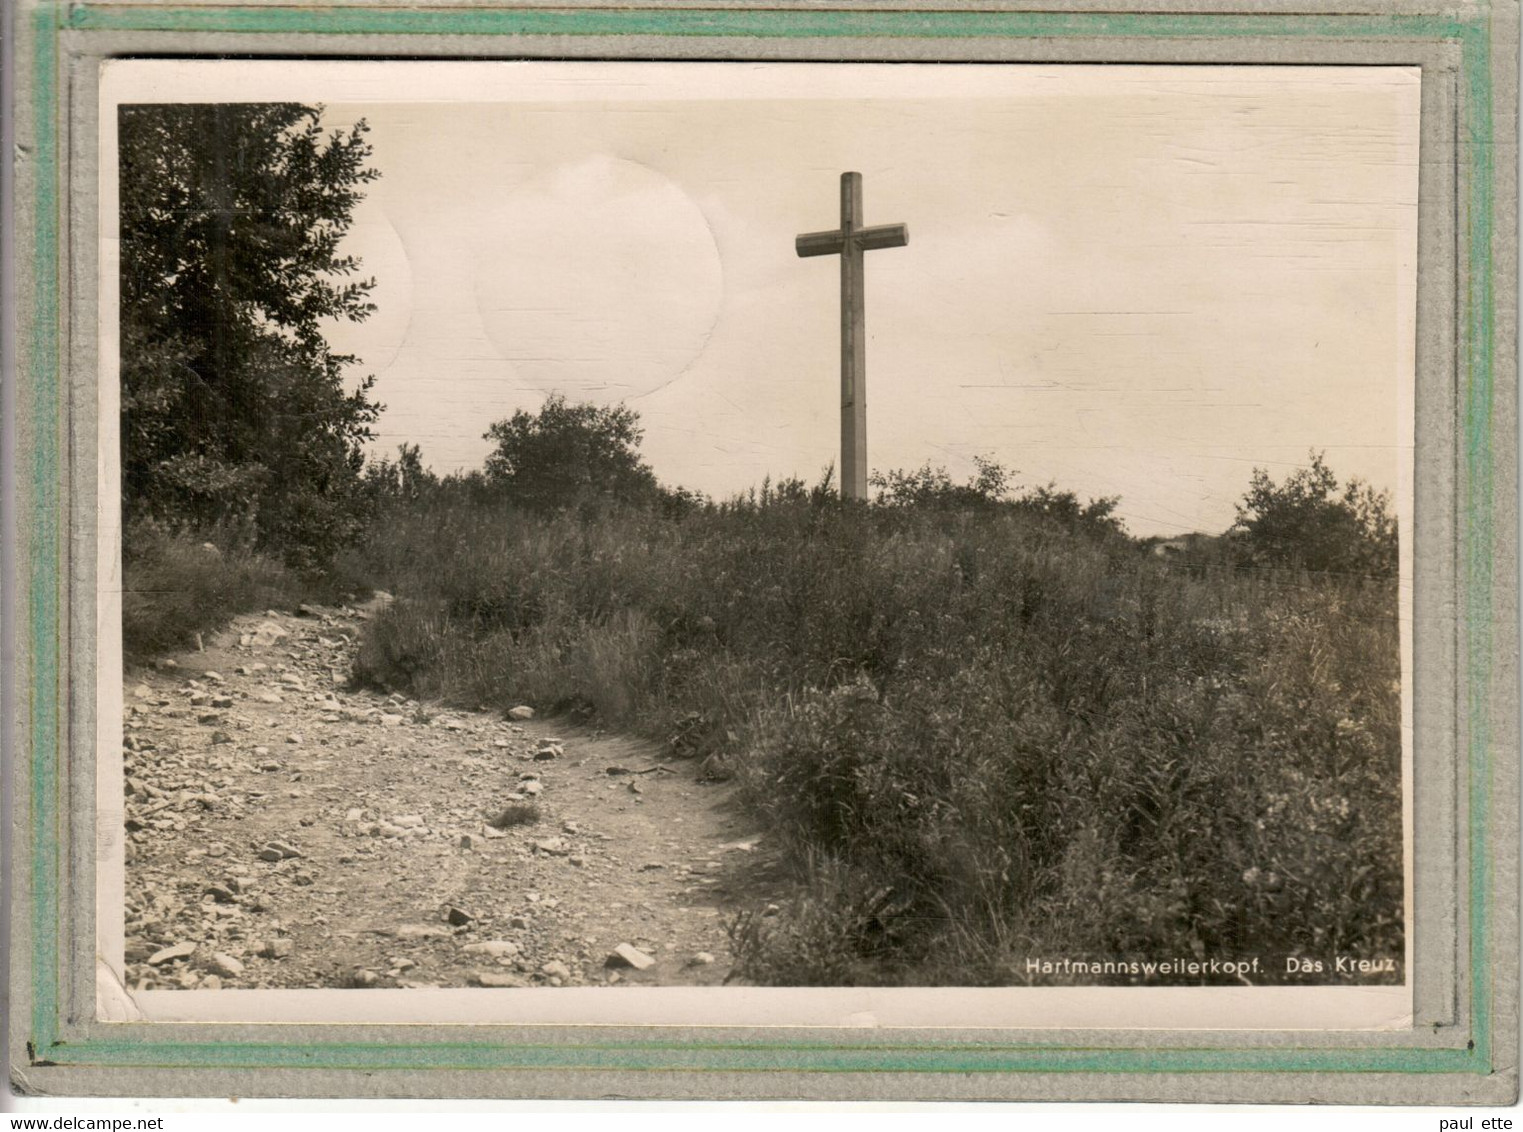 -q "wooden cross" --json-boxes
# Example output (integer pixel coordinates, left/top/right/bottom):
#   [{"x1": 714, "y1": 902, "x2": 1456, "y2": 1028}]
[{"x1": 796, "y1": 171, "x2": 908, "y2": 501}]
